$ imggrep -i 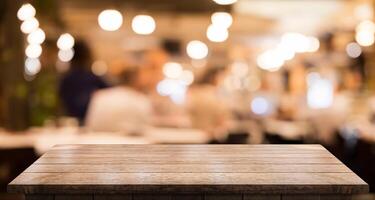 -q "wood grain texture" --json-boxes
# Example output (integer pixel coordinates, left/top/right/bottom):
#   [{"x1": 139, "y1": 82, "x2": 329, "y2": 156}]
[
  {"x1": 243, "y1": 195, "x2": 280, "y2": 200},
  {"x1": 282, "y1": 195, "x2": 320, "y2": 200},
  {"x1": 55, "y1": 195, "x2": 92, "y2": 200},
  {"x1": 94, "y1": 195, "x2": 132, "y2": 200},
  {"x1": 170, "y1": 195, "x2": 202, "y2": 200},
  {"x1": 282, "y1": 195, "x2": 352, "y2": 200},
  {"x1": 25, "y1": 195, "x2": 53, "y2": 200},
  {"x1": 133, "y1": 195, "x2": 171, "y2": 200},
  {"x1": 320, "y1": 195, "x2": 352, "y2": 200},
  {"x1": 204, "y1": 194, "x2": 242, "y2": 200},
  {"x1": 8, "y1": 144, "x2": 369, "y2": 195},
  {"x1": 25, "y1": 164, "x2": 352, "y2": 173},
  {"x1": 34, "y1": 156, "x2": 341, "y2": 164}
]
